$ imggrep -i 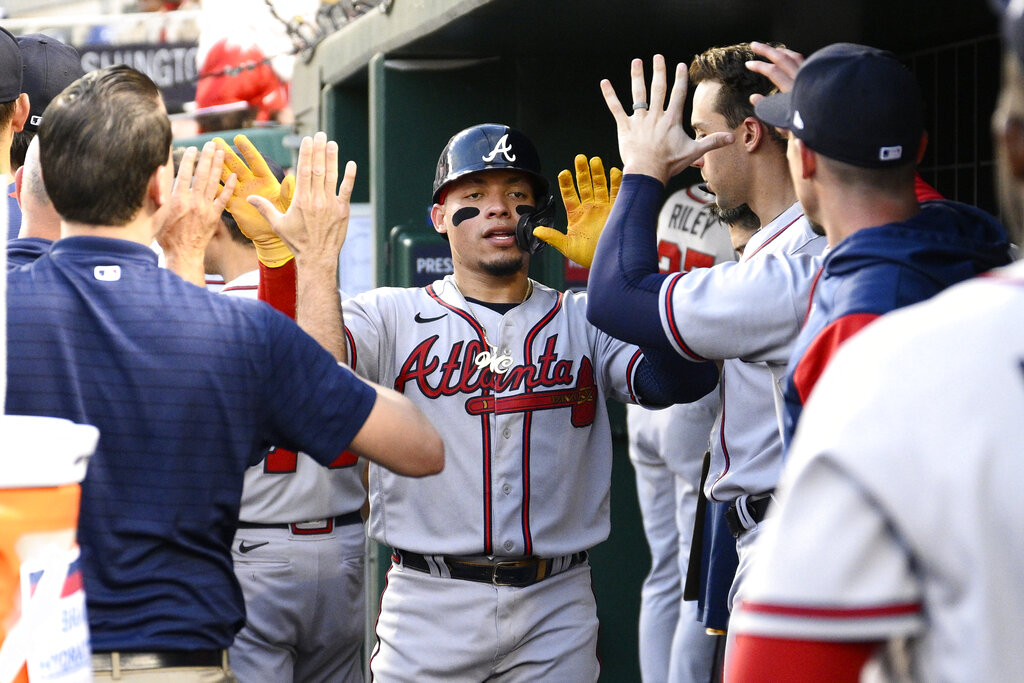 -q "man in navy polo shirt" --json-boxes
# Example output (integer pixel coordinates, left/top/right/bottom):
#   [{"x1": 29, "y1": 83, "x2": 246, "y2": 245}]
[{"x1": 5, "y1": 65, "x2": 444, "y2": 682}]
